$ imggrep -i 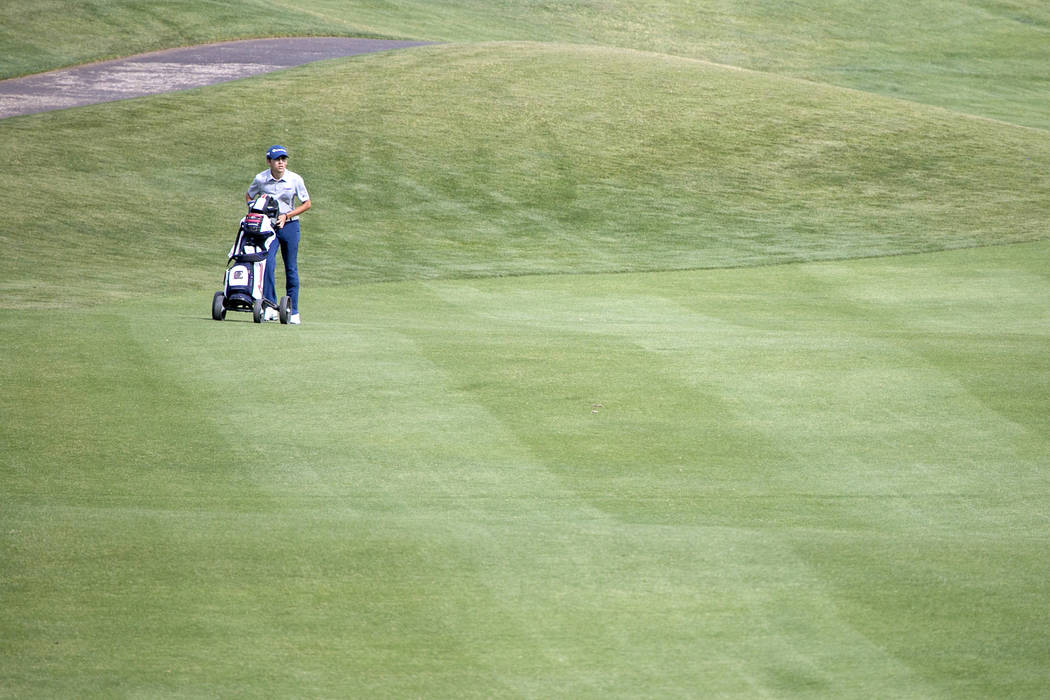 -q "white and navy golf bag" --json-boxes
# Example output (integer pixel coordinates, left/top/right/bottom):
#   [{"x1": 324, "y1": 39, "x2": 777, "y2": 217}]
[{"x1": 211, "y1": 195, "x2": 279, "y2": 321}]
